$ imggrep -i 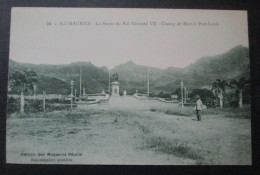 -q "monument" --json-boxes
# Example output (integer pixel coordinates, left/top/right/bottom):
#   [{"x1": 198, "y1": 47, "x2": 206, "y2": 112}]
[{"x1": 111, "y1": 72, "x2": 120, "y2": 96}]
